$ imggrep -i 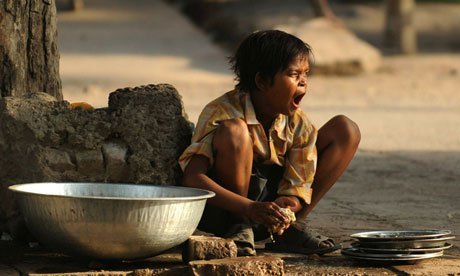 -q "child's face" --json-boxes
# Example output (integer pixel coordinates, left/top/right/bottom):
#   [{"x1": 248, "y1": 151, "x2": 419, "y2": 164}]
[{"x1": 264, "y1": 57, "x2": 309, "y2": 117}]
